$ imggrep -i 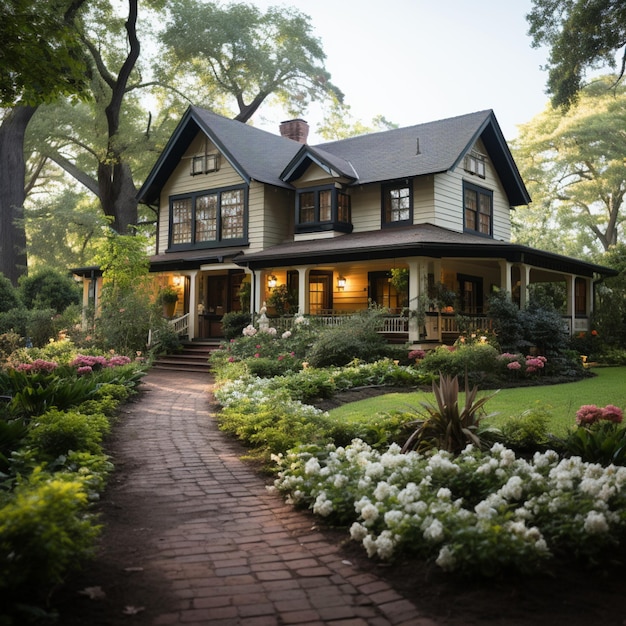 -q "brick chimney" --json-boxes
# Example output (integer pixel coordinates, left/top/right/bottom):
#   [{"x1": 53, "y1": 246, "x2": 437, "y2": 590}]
[{"x1": 279, "y1": 119, "x2": 309, "y2": 144}]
